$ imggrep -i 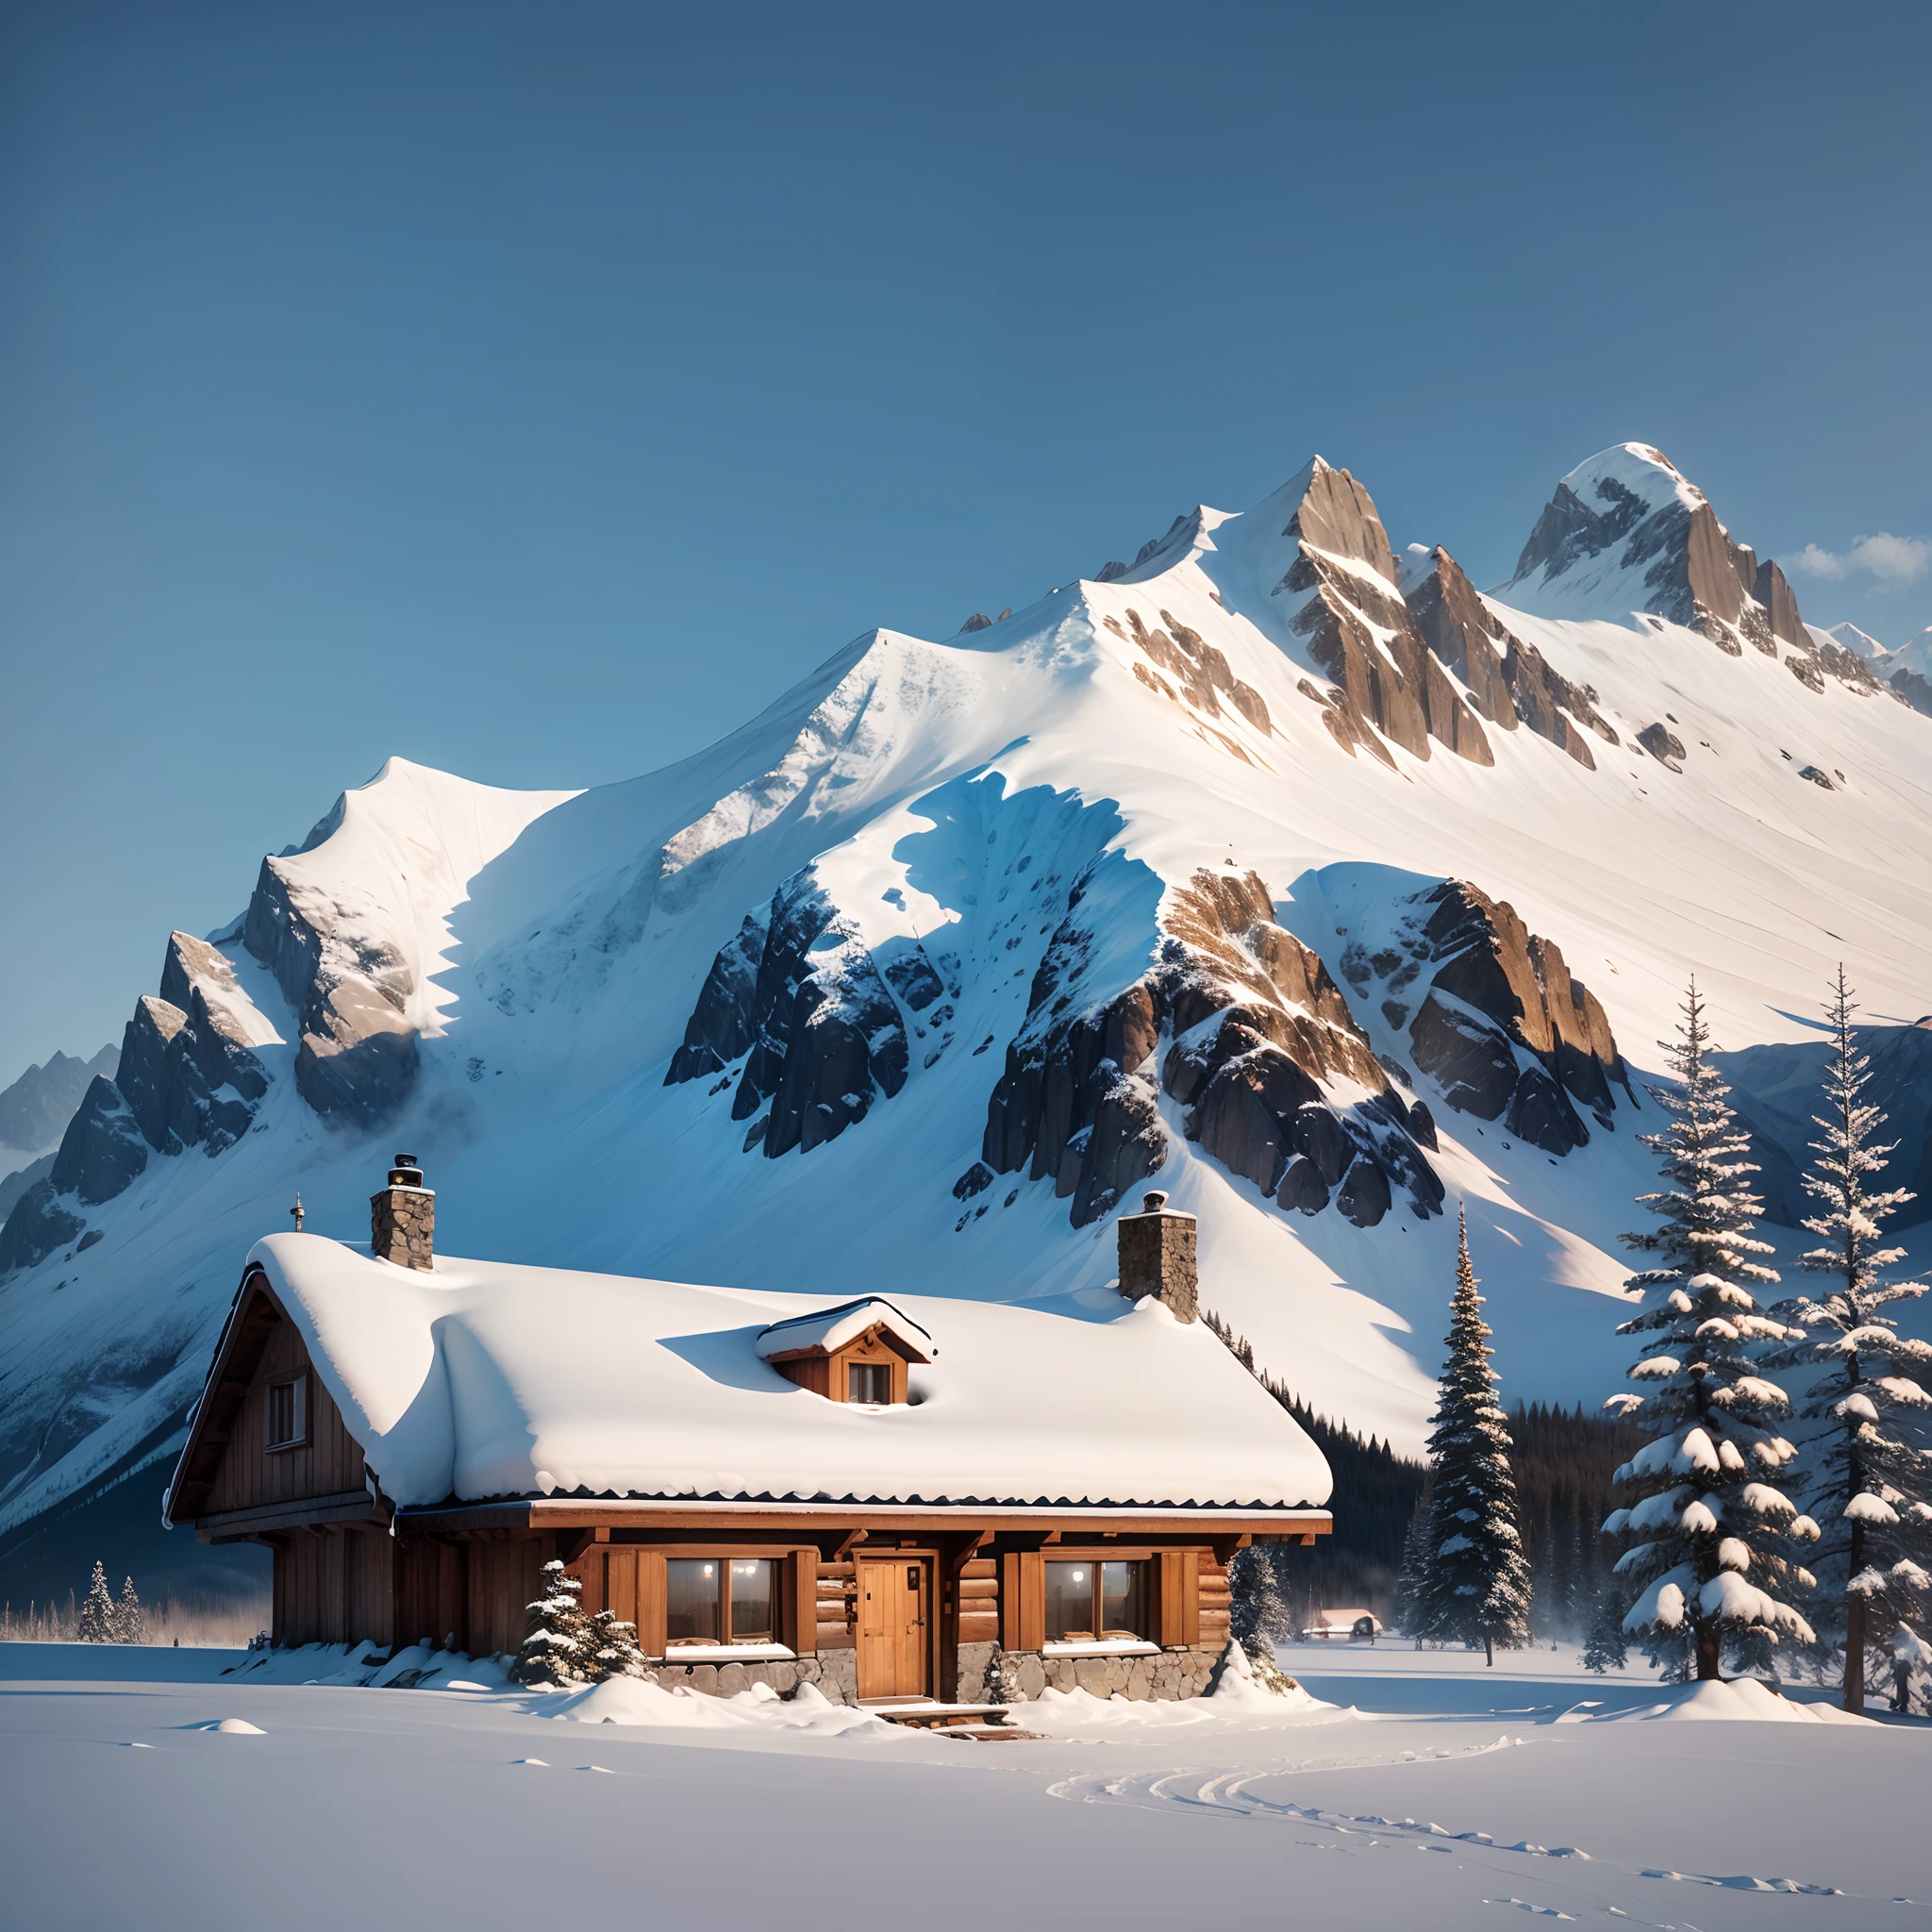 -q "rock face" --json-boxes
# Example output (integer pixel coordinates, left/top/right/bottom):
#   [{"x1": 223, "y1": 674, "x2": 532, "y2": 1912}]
[
  {"x1": 666, "y1": 909, "x2": 769, "y2": 1083},
  {"x1": 0, "y1": 932, "x2": 274, "y2": 1275},
  {"x1": 981, "y1": 869, "x2": 1442, "y2": 1228},
  {"x1": 668, "y1": 867, "x2": 934, "y2": 1161},
  {"x1": 50, "y1": 1078, "x2": 152, "y2": 1205},
  {"x1": 0, "y1": 1044, "x2": 119, "y2": 1153},
  {"x1": 1358, "y1": 882, "x2": 1631, "y2": 1154},
  {"x1": 1637, "y1": 723, "x2": 1687, "y2": 771},
  {"x1": 1272, "y1": 462, "x2": 1491, "y2": 769},
  {"x1": 244, "y1": 858, "x2": 417, "y2": 1127},
  {"x1": 1401, "y1": 547, "x2": 1618, "y2": 769},
  {"x1": 1104, "y1": 607, "x2": 1274, "y2": 741}
]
